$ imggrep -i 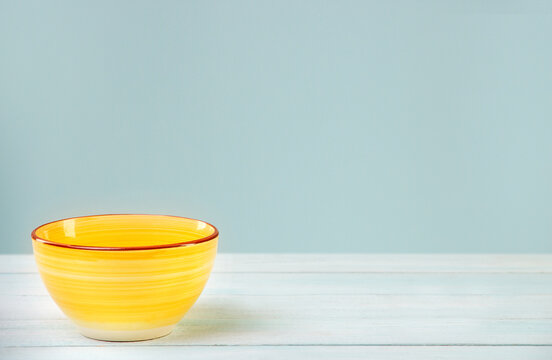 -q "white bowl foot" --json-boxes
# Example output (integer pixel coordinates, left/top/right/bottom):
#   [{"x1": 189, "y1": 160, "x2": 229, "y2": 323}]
[{"x1": 78, "y1": 325, "x2": 174, "y2": 342}]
